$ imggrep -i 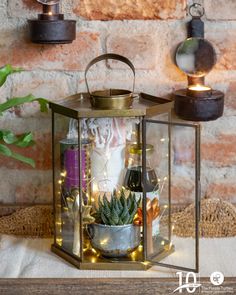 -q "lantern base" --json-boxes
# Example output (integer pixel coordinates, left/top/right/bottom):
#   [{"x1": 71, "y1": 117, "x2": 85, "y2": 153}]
[
  {"x1": 51, "y1": 237, "x2": 175, "y2": 270},
  {"x1": 174, "y1": 89, "x2": 224, "y2": 121},
  {"x1": 28, "y1": 19, "x2": 76, "y2": 44}
]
